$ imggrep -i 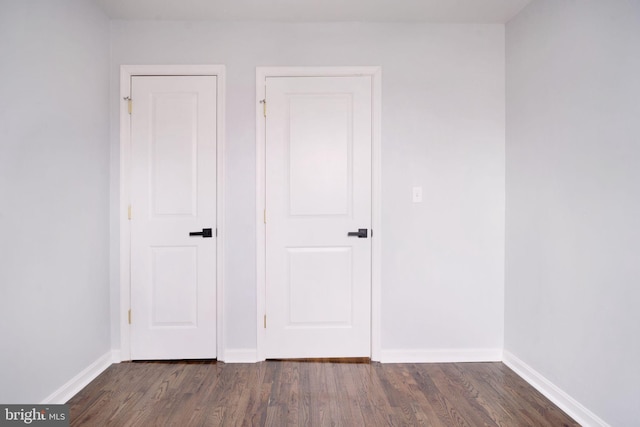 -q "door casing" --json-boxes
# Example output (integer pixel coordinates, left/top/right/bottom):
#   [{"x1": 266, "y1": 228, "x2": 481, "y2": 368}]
[
  {"x1": 255, "y1": 67, "x2": 382, "y2": 362},
  {"x1": 119, "y1": 65, "x2": 226, "y2": 361}
]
